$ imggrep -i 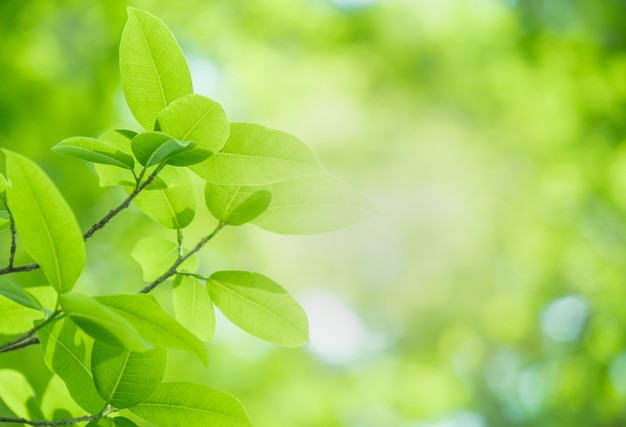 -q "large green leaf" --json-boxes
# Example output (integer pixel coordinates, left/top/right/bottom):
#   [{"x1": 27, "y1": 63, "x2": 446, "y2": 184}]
[
  {"x1": 3, "y1": 150, "x2": 86, "y2": 293},
  {"x1": 251, "y1": 171, "x2": 376, "y2": 234},
  {"x1": 52, "y1": 136, "x2": 135, "y2": 169},
  {"x1": 132, "y1": 168, "x2": 197, "y2": 229},
  {"x1": 120, "y1": 7, "x2": 193, "y2": 130},
  {"x1": 157, "y1": 94, "x2": 230, "y2": 156},
  {"x1": 93, "y1": 130, "x2": 139, "y2": 187},
  {"x1": 129, "y1": 382, "x2": 252, "y2": 427},
  {"x1": 38, "y1": 318, "x2": 106, "y2": 413},
  {"x1": 191, "y1": 123, "x2": 323, "y2": 185},
  {"x1": 0, "y1": 277, "x2": 44, "y2": 311},
  {"x1": 40, "y1": 375, "x2": 84, "y2": 421},
  {"x1": 60, "y1": 293, "x2": 147, "y2": 351},
  {"x1": 131, "y1": 237, "x2": 198, "y2": 281},
  {"x1": 131, "y1": 132, "x2": 197, "y2": 167},
  {"x1": 0, "y1": 369, "x2": 35, "y2": 419},
  {"x1": 97, "y1": 294, "x2": 207, "y2": 365},
  {"x1": 173, "y1": 275, "x2": 215, "y2": 341},
  {"x1": 92, "y1": 342, "x2": 166, "y2": 409},
  {"x1": 208, "y1": 271, "x2": 309, "y2": 347},
  {"x1": 204, "y1": 182, "x2": 271, "y2": 226}
]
